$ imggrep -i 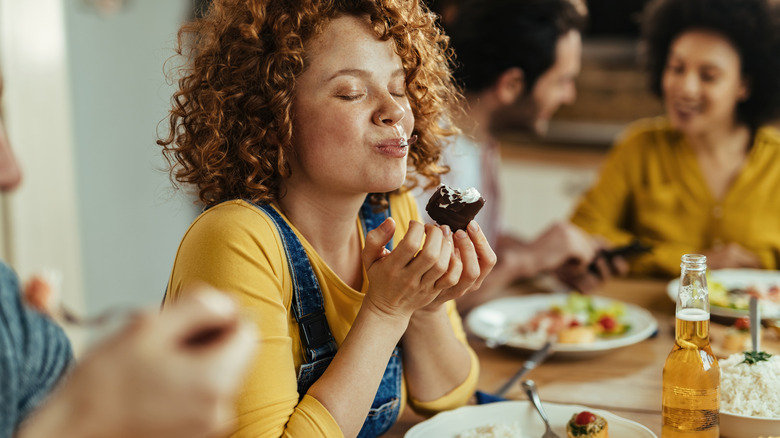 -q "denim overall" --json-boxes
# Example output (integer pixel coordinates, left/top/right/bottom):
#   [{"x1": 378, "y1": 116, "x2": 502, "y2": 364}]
[
  {"x1": 255, "y1": 196, "x2": 403, "y2": 438},
  {"x1": 0, "y1": 262, "x2": 73, "y2": 437}
]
